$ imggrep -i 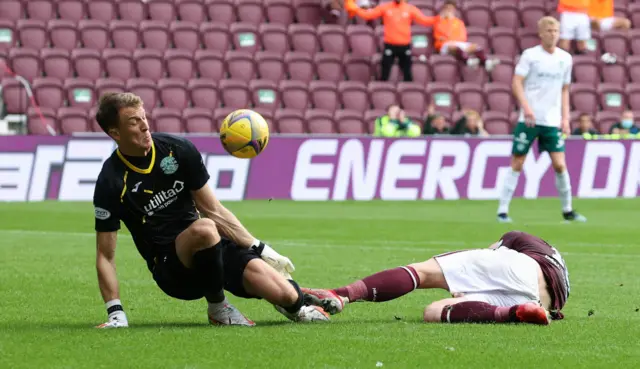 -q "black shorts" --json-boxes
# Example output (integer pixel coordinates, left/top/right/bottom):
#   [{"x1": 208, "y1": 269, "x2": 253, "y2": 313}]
[{"x1": 151, "y1": 239, "x2": 262, "y2": 301}]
